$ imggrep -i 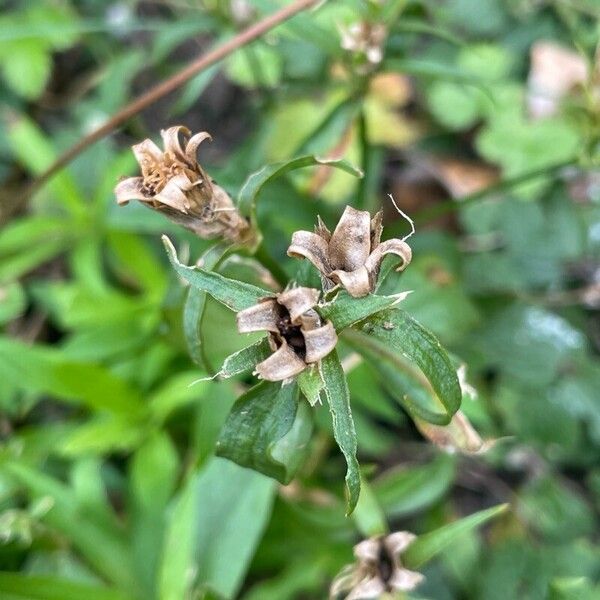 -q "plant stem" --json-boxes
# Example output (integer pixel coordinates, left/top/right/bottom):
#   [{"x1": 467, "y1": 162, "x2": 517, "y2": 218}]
[
  {"x1": 22, "y1": 0, "x2": 320, "y2": 202},
  {"x1": 415, "y1": 158, "x2": 577, "y2": 224}
]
